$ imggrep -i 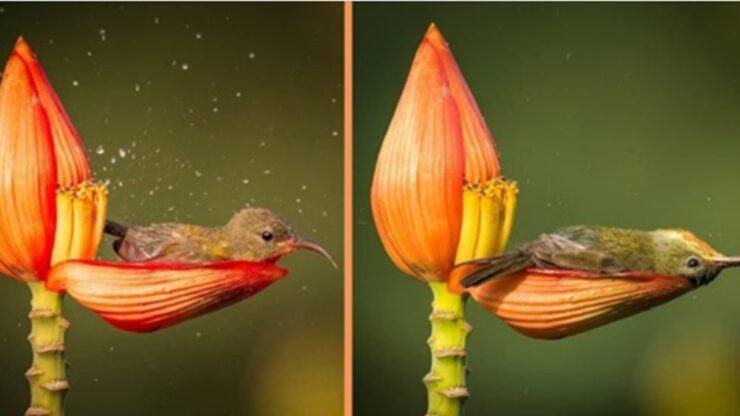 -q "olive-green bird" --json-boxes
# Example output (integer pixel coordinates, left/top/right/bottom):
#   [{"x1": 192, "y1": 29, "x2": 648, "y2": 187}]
[
  {"x1": 103, "y1": 207, "x2": 335, "y2": 267},
  {"x1": 461, "y1": 225, "x2": 740, "y2": 288}
]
